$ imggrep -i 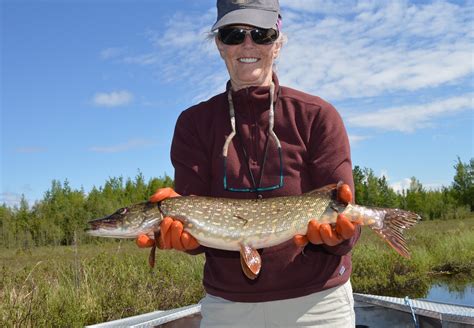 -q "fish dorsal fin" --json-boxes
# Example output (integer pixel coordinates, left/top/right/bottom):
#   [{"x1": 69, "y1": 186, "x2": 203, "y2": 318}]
[
  {"x1": 239, "y1": 244, "x2": 261, "y2": 280},
  {"x1": 306, "y1": 183, "x2": 337, "y2": 196}
]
